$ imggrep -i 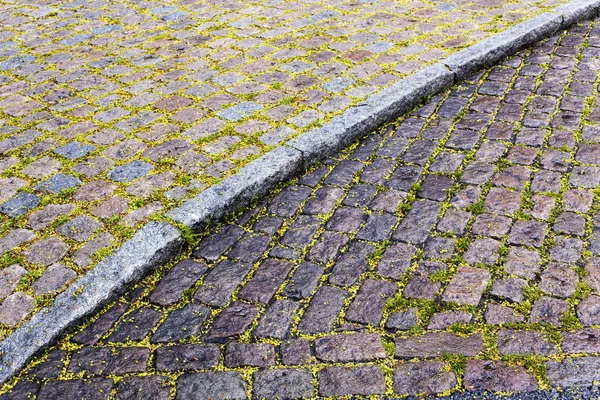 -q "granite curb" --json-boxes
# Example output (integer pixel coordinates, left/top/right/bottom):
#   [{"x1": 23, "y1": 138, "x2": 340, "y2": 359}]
[{"x1": 1, "y1": 0, "x2": 600, "y2": 387}]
